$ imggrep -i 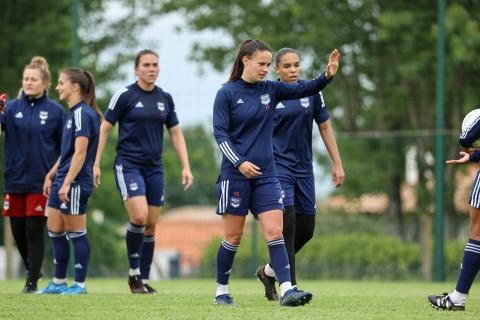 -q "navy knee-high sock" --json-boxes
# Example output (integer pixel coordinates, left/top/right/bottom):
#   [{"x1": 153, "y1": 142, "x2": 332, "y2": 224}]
[
  {"x1": 140, "y1": 235, "x2": 155, "y2": 281},
  {"x1": 126, "y1": 222, "x2": 145, "y2": 271},
  {"x1": 48, "y1": 231, "x2": 69, "y2": 280},
  {"x1": 69, "y1": 230, "x2": 90, "y2": 283},
  {"x1": 456, "y1": 239, "x2": 480, "y2": 294},
  {"x1": 216, "y1": 239, "x2": 239, "y2": 285},
  {"x1": 267, "y1": 238, "x2": 291, "y2": 285}
]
